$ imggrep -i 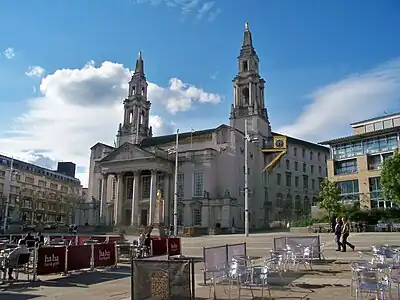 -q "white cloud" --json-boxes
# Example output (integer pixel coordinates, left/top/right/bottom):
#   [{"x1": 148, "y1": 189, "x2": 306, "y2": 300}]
[
  {"x1": 132, "y1": 0, "x2": 221, "y2": 22},
  {"x1": 277, "y1": 59, "x2": 400, "y2": 142},
  {"x1": 25, "y1": 66, "x2": 46, "y2": 78},
  {"x1": 2, "y1": 47, "x2": 15, "y2": 59},
  {"x1": 0, "y1": 60, "x2": 220, "y2": 187}
]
